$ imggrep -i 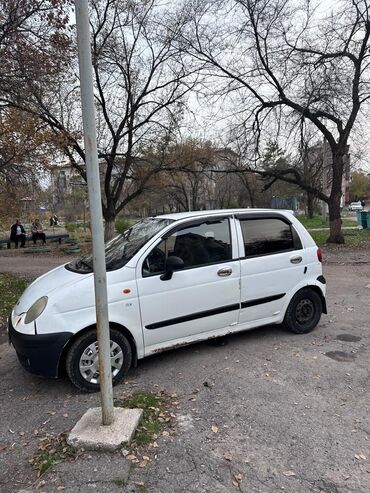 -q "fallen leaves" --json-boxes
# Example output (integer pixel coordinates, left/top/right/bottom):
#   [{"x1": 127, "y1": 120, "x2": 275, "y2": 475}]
[
  {"x1": 223, "y1": 452, "x2": 232, "y2": 461},
  {"x1": 282, "y1": 470, "x2": 296, "y2": 477},
  {"x1": 355, "y1": 453, "x2": 367, "y2": 461},
  {"x1": 211, "y1": 424, "x2": 219, "y2": 433},
  {"x1": 30, "y1": 432, "x2": 81, "y2": 476},
  {"x1": 232, "y1": 473, "x2": 243, "y2": 488}
]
